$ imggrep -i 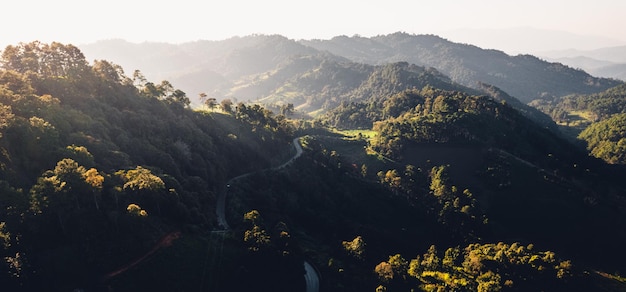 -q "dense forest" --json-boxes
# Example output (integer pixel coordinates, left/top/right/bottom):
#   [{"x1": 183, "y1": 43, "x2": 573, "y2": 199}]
[
  {"x1": 0, "y1": 41, "x2": 294, "y2": 291},
  {"x1": 1, "y1": 39, "x2": 626, "y2": 292},
  {"x1": 535, "y1": 83, "x2": 626, "y2": 163}
]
